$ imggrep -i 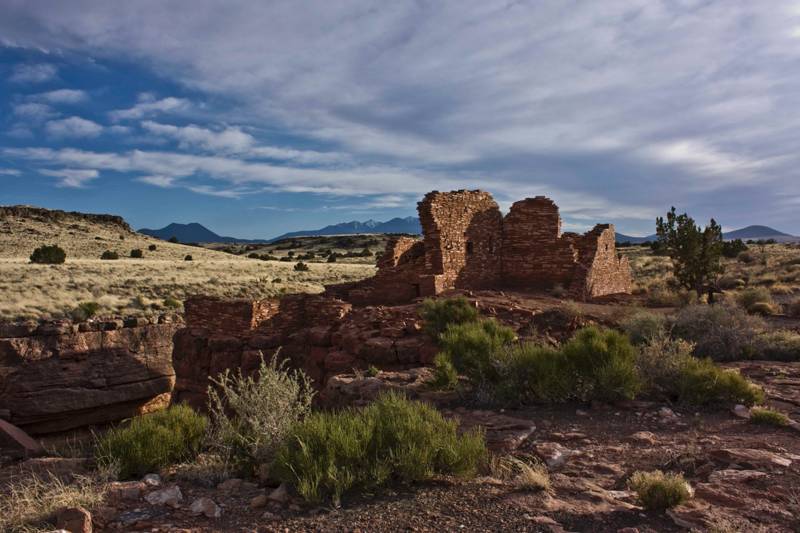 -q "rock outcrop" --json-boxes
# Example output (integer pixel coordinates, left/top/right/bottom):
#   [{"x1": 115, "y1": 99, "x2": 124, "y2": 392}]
[{"x1": 0, "y1": 317, "x2": 178, "y2": 434}]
